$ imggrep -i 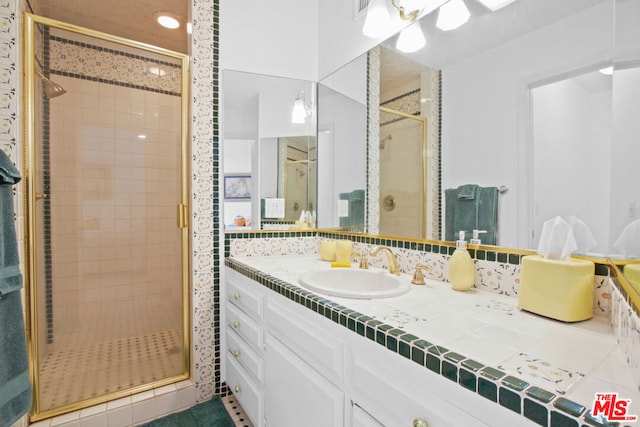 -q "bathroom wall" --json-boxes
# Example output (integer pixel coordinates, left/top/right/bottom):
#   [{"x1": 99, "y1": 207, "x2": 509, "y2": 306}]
[
  {"x1": 441, "y1": 2, "x2": 612, "y2": 249},
  {"x1": 220, "y1": 0, "x2": 319, "y2": 81}
]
